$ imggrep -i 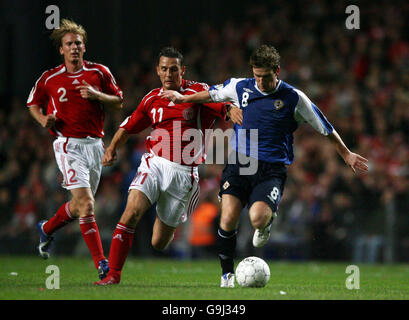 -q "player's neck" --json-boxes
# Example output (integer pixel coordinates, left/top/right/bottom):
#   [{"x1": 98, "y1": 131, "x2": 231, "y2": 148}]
[
  {"x1": 65, "y1": 60, "x2": 84, "y2": 73},
  {"x1": 257, "y1": 79, "x2": 279, "y2": 93}
]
